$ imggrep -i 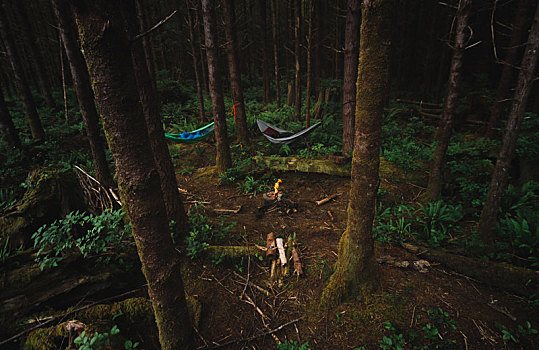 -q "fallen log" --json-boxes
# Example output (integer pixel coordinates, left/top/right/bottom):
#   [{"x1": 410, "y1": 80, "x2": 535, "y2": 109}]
[
  {"x1": 401, "y1": 244, "x2": 539, "y2": 297},
  {"x1": 201, "y1": 245, "x2": 262, "y2": 262}
]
